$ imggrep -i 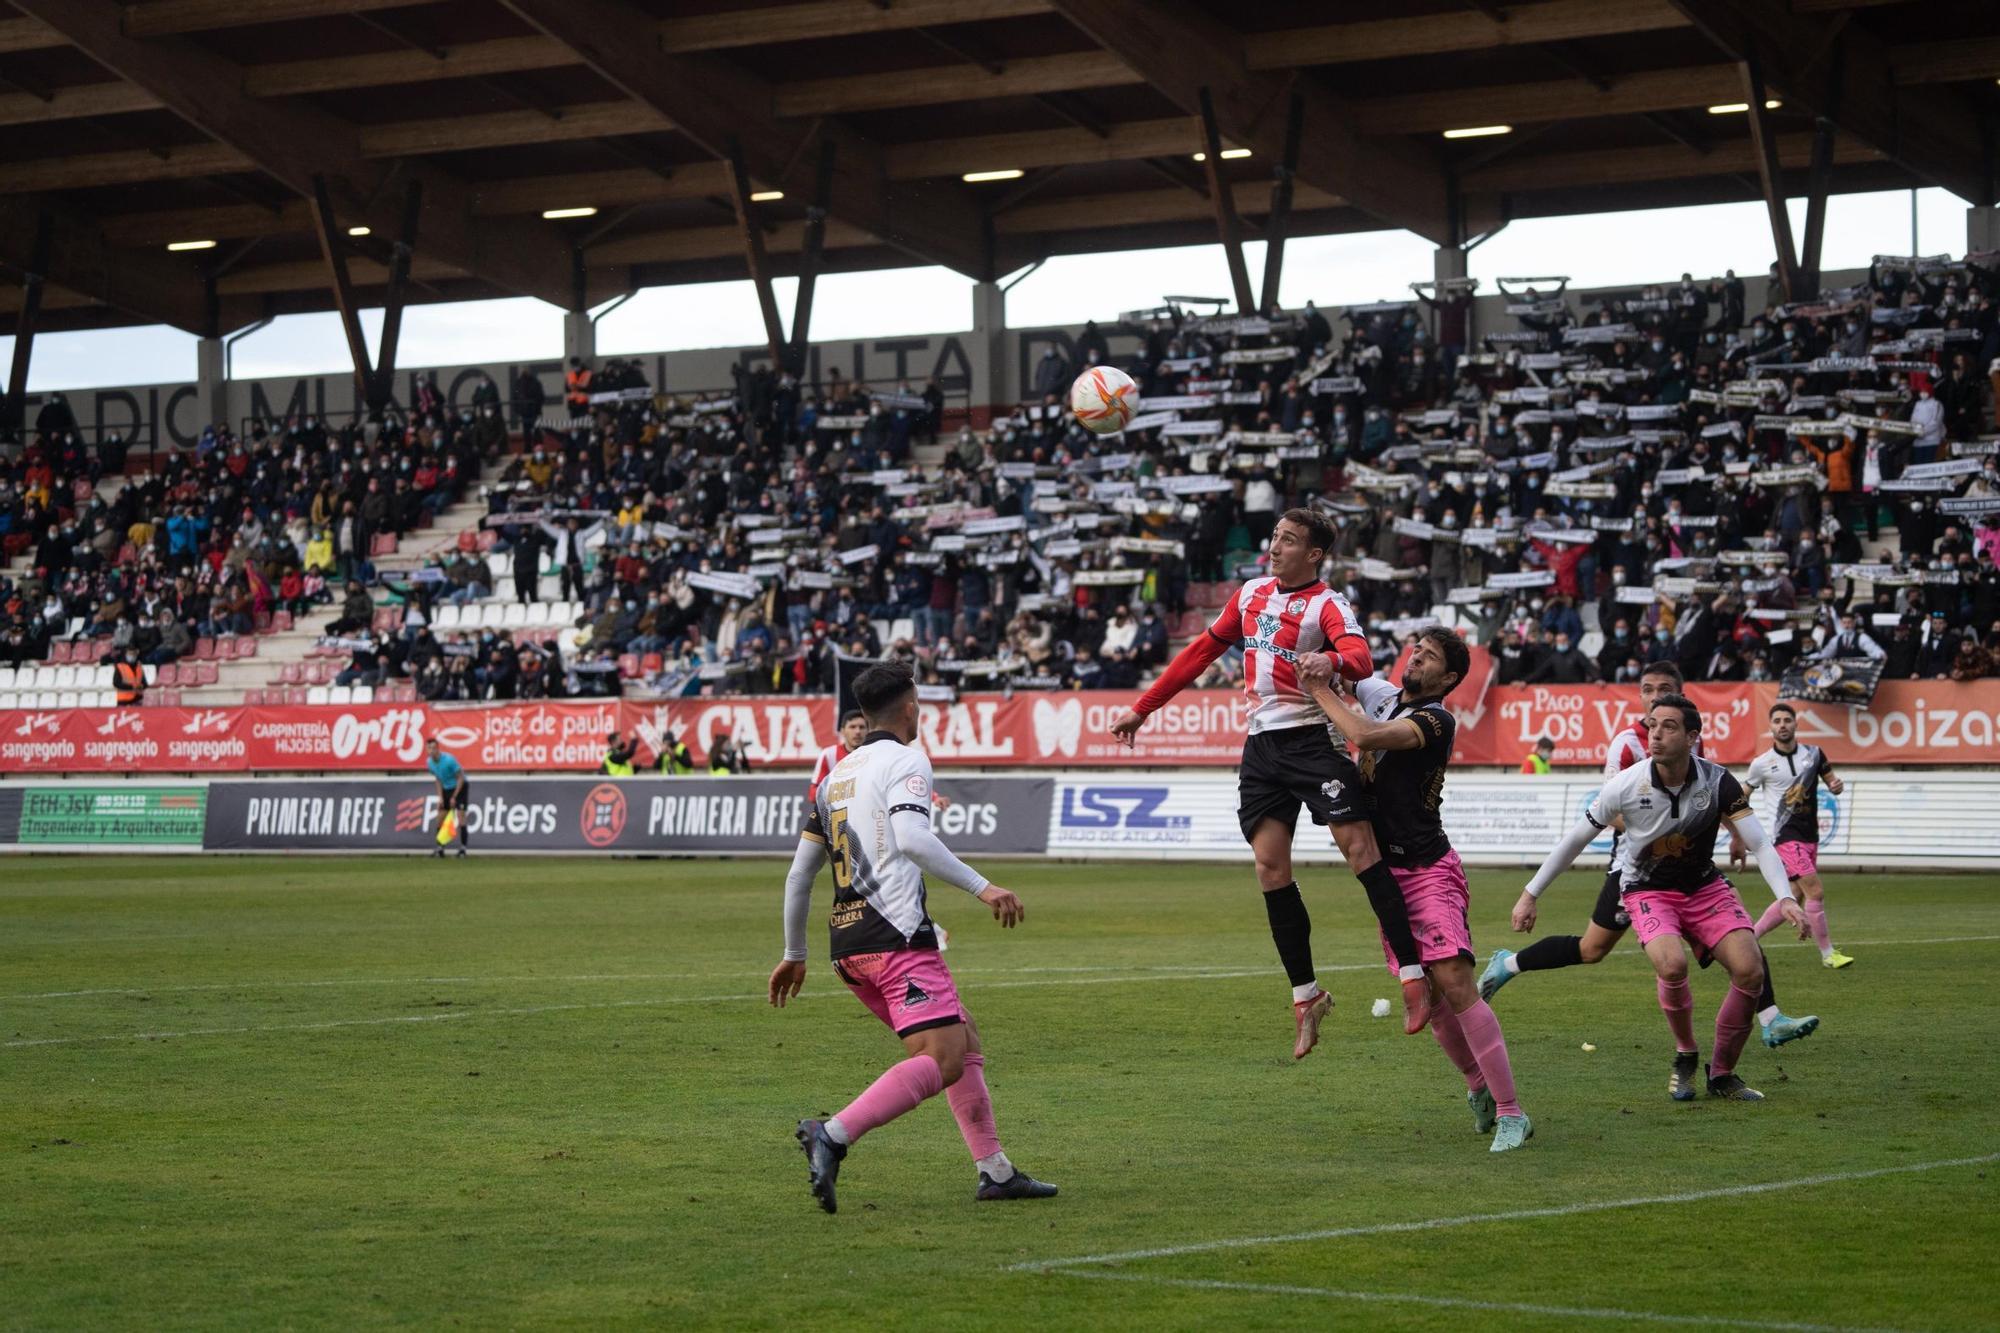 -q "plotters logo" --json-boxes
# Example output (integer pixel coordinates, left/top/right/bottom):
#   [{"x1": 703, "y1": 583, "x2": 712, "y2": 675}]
[
  {"x1": 394, "y1": 797, "x2": 427, "y2": 833},
  {"x1": 580, "y1": 782, "x2": 628, "y2": 848},
  {"x1": 330, "y1": 708, "x2": 428, "y2": 763},
  {"x1": 1032, "y1": 697, "x2": 1082, "y2": 757}
]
